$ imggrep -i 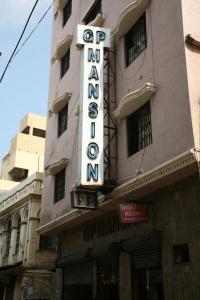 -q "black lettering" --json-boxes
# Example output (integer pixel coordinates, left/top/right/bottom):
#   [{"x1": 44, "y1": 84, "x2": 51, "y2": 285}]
[
  {"x1": 88, "y1": 102, "x2": 98, "y2": 118},
  {"x1": 88, "y1": 83, "x2": 99, "y2": 99},
  {"x1": 88, "y1": 66, "x2": 99, "y2": 80},
  {"x1": 88, "y1": 48, "x2": 100, "y2": 63},
  {"x1": 83, "y1": 29, "x2": 94, "y2": 43}
]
